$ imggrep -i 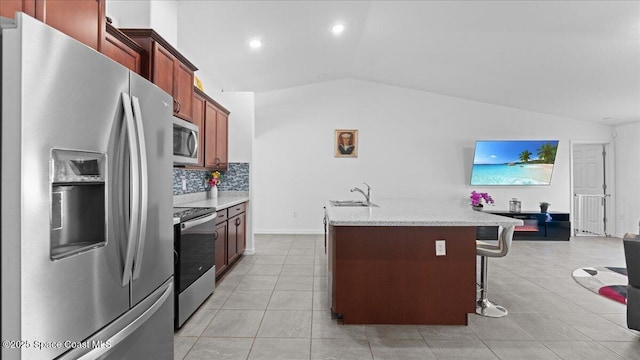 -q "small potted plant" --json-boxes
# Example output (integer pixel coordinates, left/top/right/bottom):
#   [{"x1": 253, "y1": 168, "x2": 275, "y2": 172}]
[
  {"x1": 470, "y1": 191, "x2": 494, "y2": 211},
  {"x1": 207, "y1": 171, "x2": 222, "y2": 198},
  {"x1": 539, "y1": 201, "x2": 550, "y2": 213}
]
